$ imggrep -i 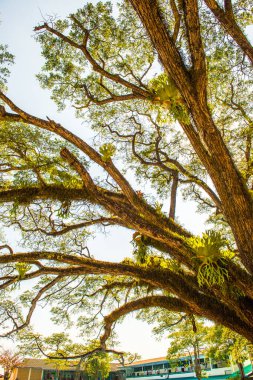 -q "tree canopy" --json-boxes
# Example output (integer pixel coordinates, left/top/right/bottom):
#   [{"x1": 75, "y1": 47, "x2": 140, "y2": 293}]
[
  {"x1": 166, "y1": 316, "x2": 205, "y2": 380},
  {"x1": 0, "y1": 350, "x2": 22, "y2": 380},
  {"x1": 0, "y1": 0, "x2": 253, "y2": 358}
]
